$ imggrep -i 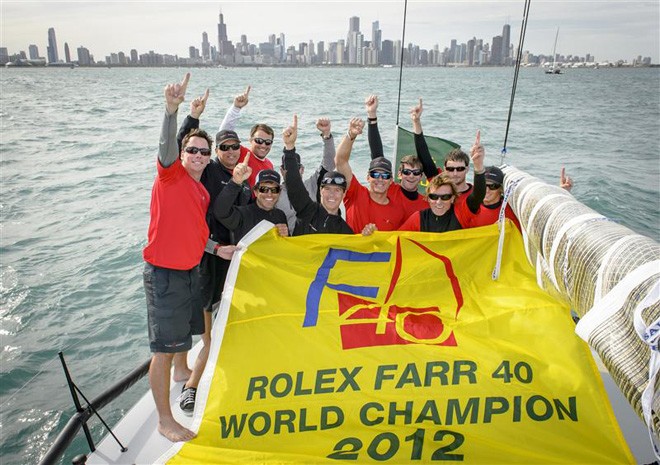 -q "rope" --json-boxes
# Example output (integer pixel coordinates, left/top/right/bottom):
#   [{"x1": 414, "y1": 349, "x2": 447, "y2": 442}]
[
  {"x1": 395, "y1": 0, "x2": 409, "y2": 126},
  {"x1": 501, "y1": 0, "x2": 532, "y2": 163}
]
